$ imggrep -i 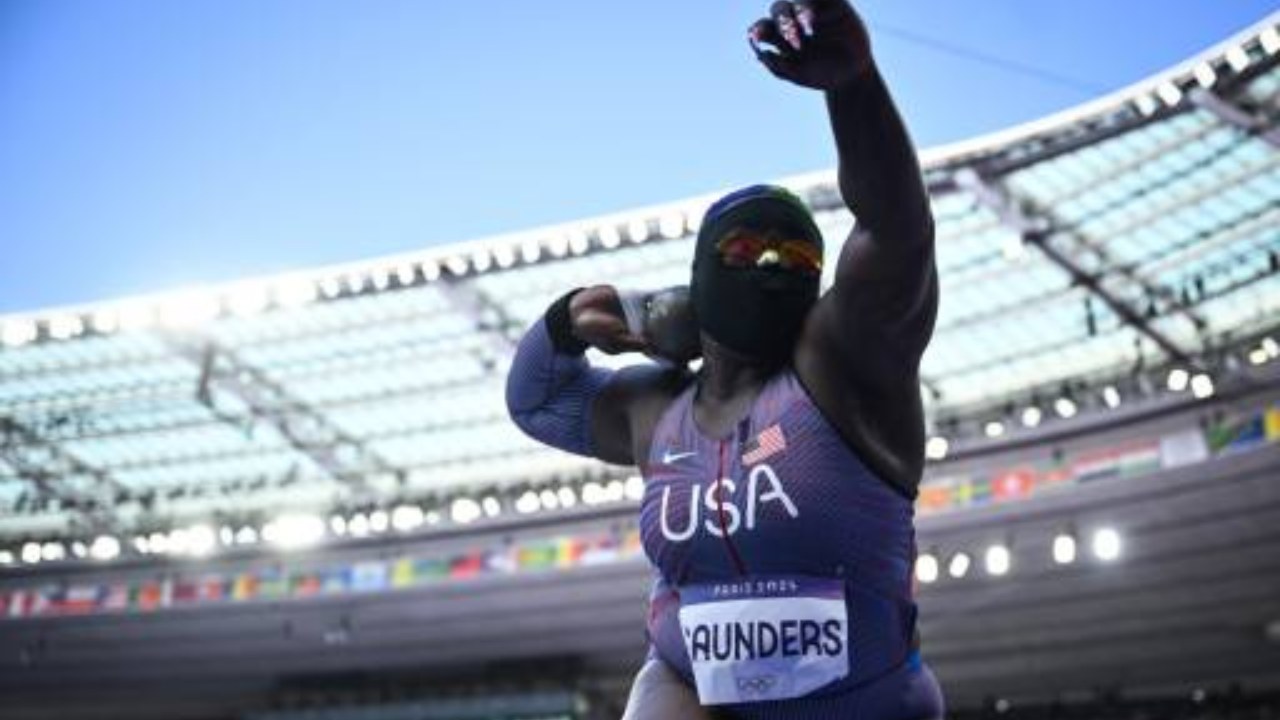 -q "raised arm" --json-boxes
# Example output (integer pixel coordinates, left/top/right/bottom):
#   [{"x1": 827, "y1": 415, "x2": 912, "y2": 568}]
[
  {"x1": 754, "y1": 0, "x2": 937, "y2": 364},
  {"x1": 754, "y1": 0, "x2": 937, "y2": 489}
]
